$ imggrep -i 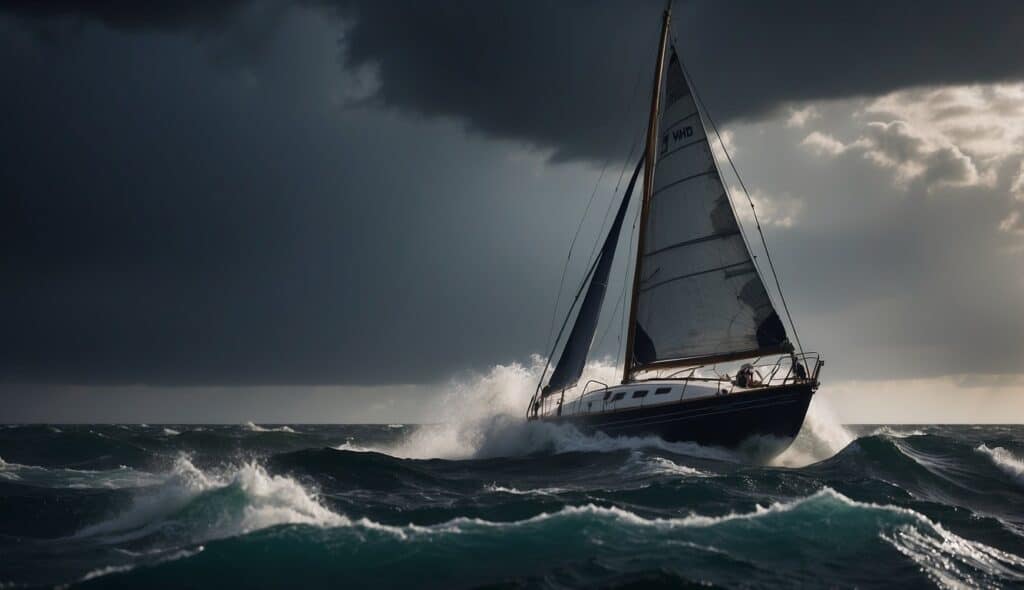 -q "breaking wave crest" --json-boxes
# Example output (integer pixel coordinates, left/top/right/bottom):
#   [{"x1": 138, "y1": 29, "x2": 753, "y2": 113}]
[
  {"x1": 242, "y1": 422, "x2": 296, "y2": 433},
  {"x1": 74, "y1": 455, "x2": 345, "y2": 545},
  {"x1": 977, "y1": 444, "x2": 1024, "y2": 488}
]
